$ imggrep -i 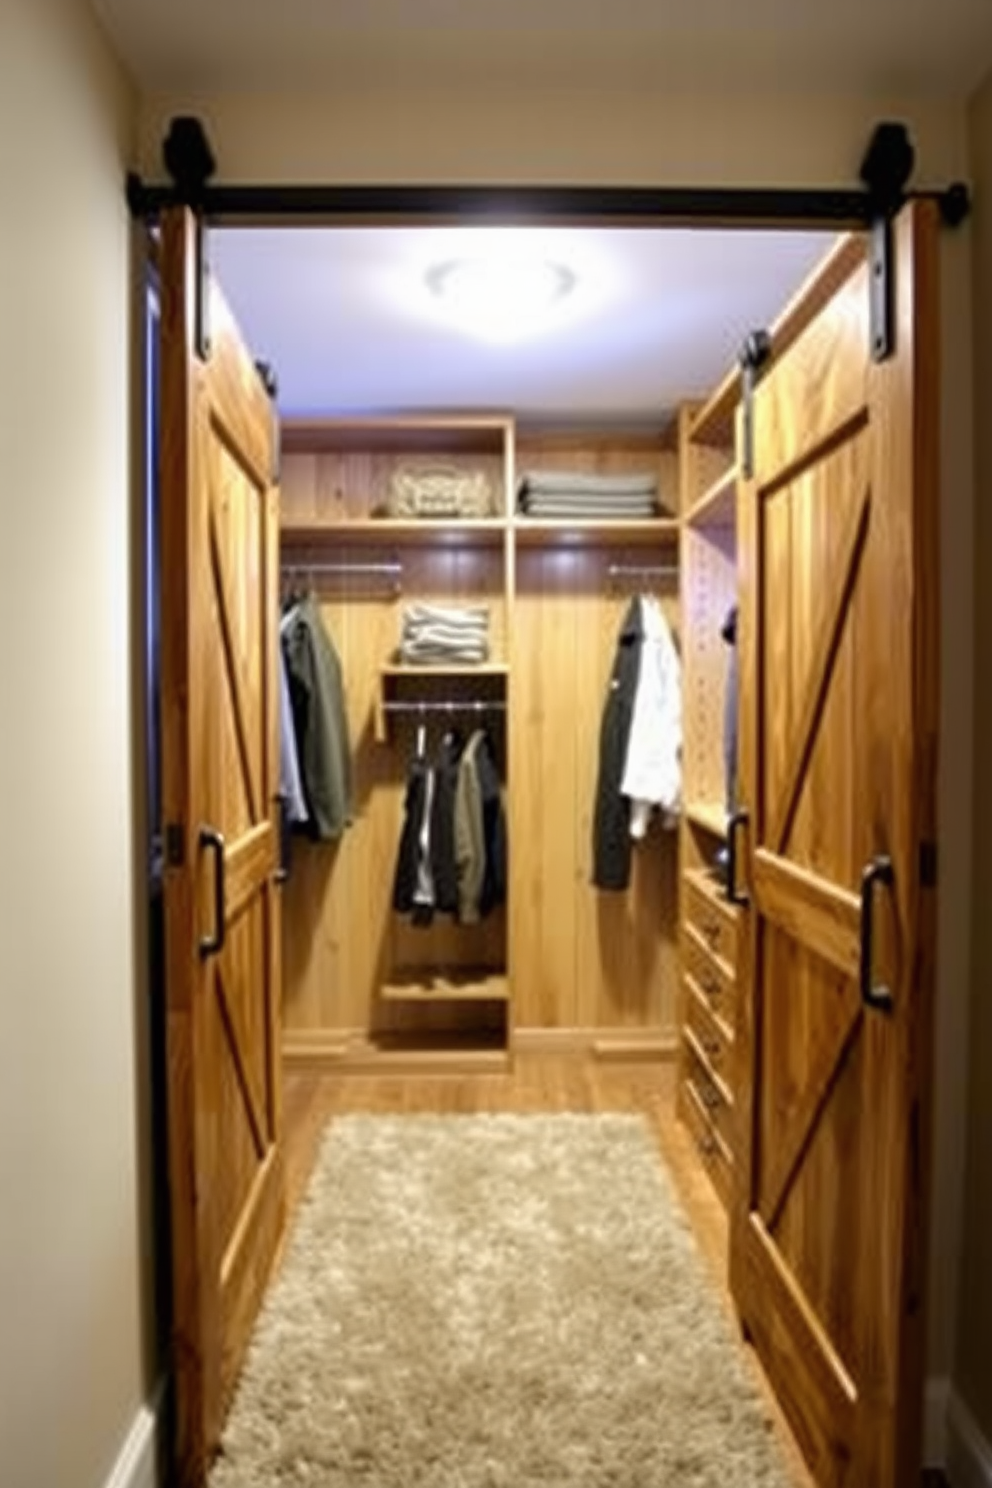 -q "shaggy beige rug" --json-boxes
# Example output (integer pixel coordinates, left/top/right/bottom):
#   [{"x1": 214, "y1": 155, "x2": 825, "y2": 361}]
[{"x1": 212, "y1": 1115, "x2": 792, "y2": 1487}]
